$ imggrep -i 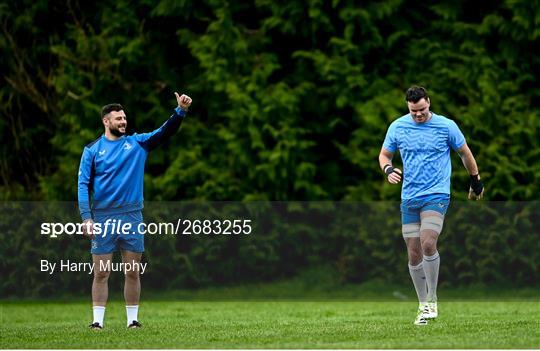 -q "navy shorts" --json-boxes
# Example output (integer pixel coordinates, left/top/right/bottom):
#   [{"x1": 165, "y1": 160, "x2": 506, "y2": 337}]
[
  {"x1": 400, "y1": 193, "x2": 450, "y2": 225},
  {"x1": 91, "y1": 211, "x2": 145, "y2": 254}
]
